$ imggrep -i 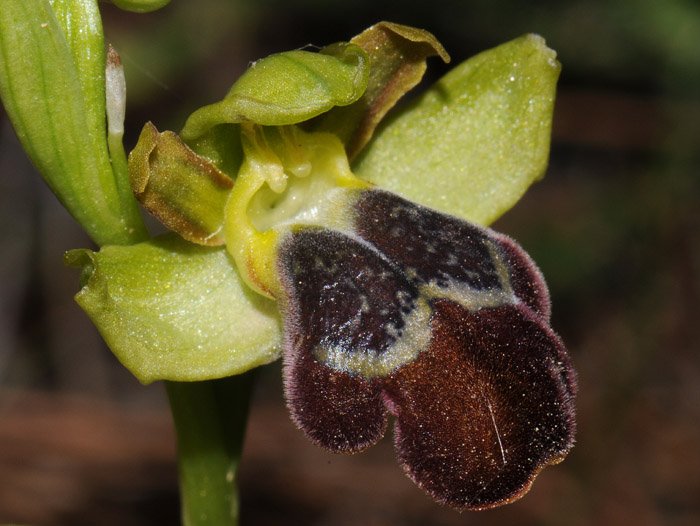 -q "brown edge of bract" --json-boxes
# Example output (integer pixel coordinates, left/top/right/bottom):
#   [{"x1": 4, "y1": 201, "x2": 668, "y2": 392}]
[
  {"x1": 362, "y1": 22, "x2": 450, "y2": 63},
  {"x1": 342, "y1": 22, "x2": 450, "y2": 159}
]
